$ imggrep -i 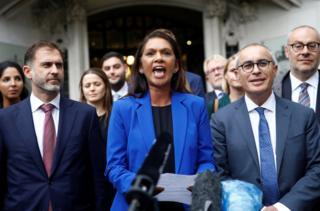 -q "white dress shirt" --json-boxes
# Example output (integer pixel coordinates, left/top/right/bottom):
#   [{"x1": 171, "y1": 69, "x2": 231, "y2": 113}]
[
  {"x1": 245, "y1": 93, "x2": 277, "y2": 167},
  {"x1": 214, "y1": 89, "x2": 224, "y2": 99},
  {"x1": 290, "y1": 71, "x2": 318, "y2": 111},
  {"x1": 30, "y1": 93, "x2": 60, "y2": 157},
  {"x1": 112, "y1": 82, "x2": 128, "y2": 101},
  {"x1": 245, "y1": 93, "x2": 290, "y2": 211}
]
